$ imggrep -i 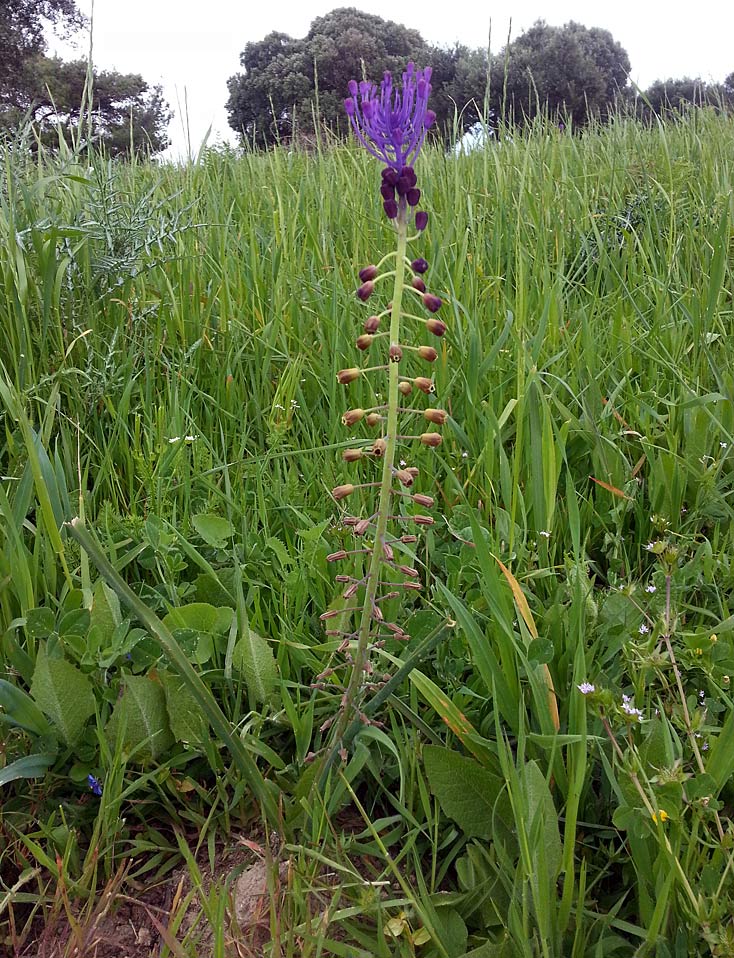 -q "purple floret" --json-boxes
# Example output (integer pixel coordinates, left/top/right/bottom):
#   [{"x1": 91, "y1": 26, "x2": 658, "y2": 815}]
[{"x1": 343, "y1": 63, "x2": 435, "y2": 173}]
